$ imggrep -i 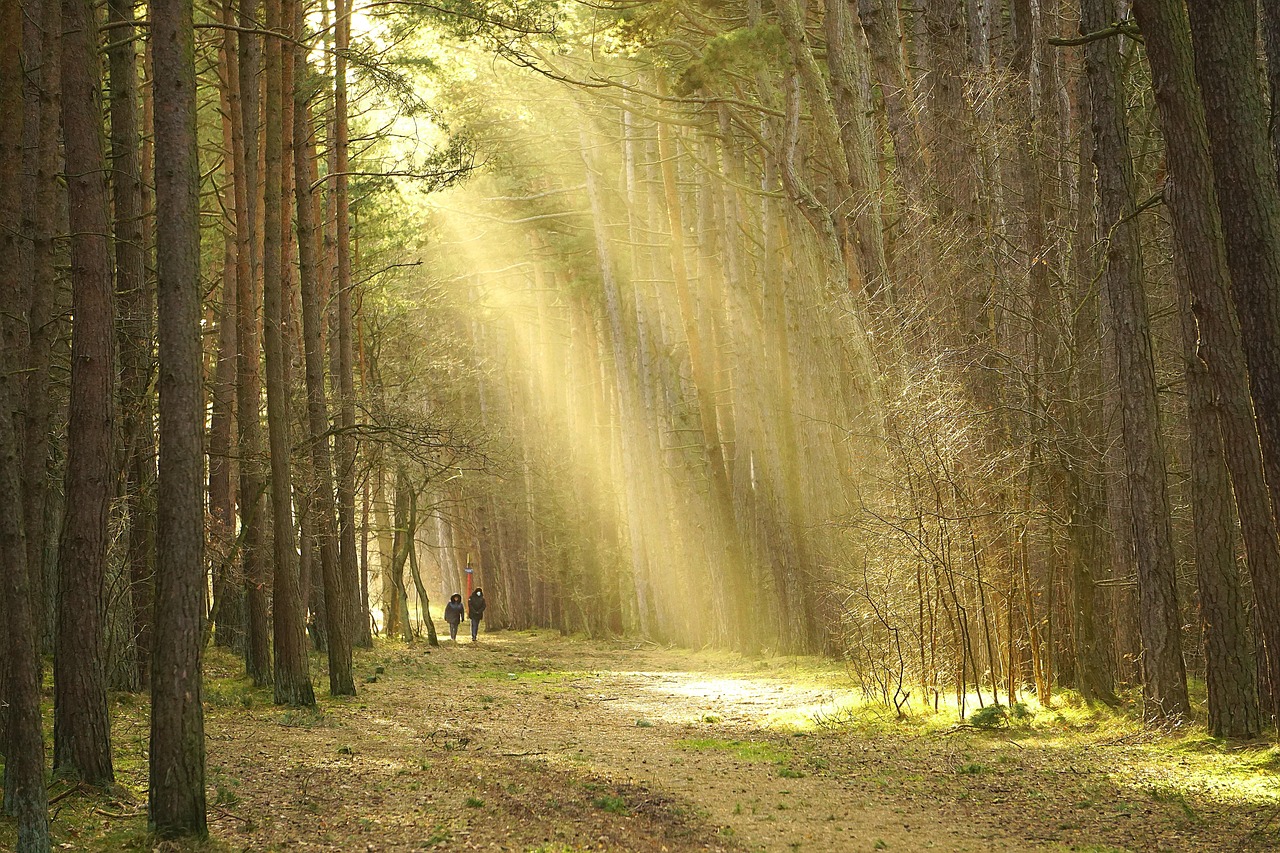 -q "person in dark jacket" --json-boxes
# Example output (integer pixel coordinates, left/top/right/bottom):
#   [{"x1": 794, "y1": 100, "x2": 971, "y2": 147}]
[
  {"x1": 467, "y1": 588, "x2": 487, "y2": 642},
  {"x1": 443, "y1": 593, "x2": 465, "y2": 641}
]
